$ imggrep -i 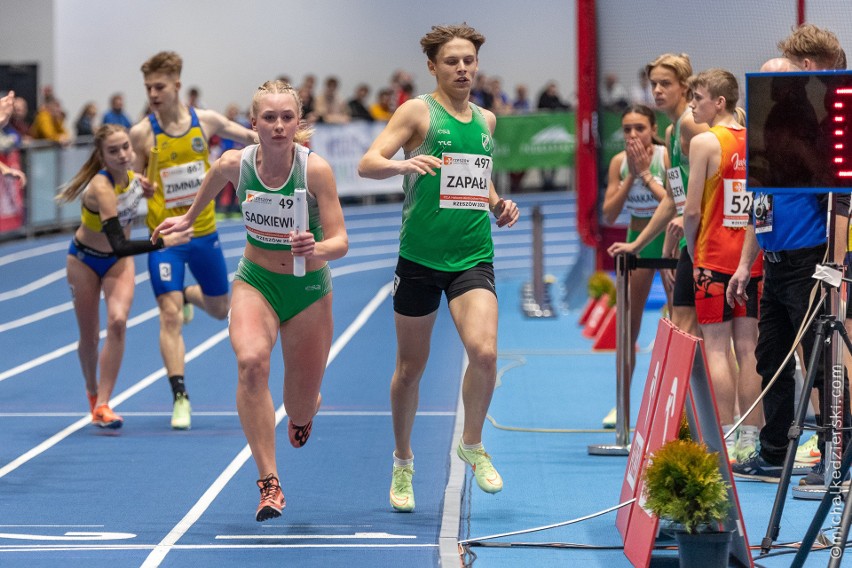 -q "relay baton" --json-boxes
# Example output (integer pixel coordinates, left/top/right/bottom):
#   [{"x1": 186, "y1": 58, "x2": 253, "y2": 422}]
[
  {"x1": 146, "y1": 146, "x2": 160, "y2": 189},
  {"x1": 293, "y1": 188, "x2": 307, "y2": 277}
]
